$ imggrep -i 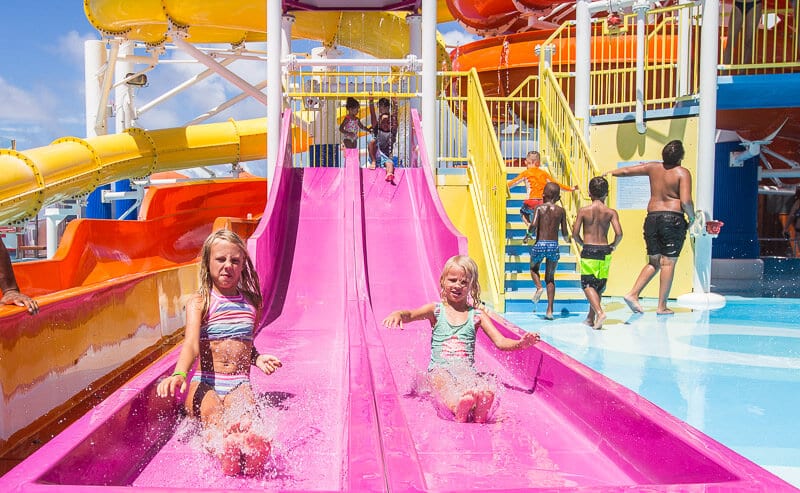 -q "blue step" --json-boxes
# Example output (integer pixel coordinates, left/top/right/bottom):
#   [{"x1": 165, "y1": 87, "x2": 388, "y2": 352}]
[{"x1": 503, "y1": 169, "x2": 588, "y2": 313}]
